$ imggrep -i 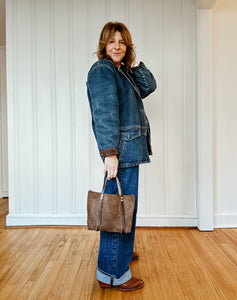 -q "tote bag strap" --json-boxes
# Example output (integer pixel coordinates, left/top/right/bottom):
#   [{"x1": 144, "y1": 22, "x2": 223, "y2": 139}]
[{"x1": 97, "y1": 176, "x2": 125, "y2": 232}]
